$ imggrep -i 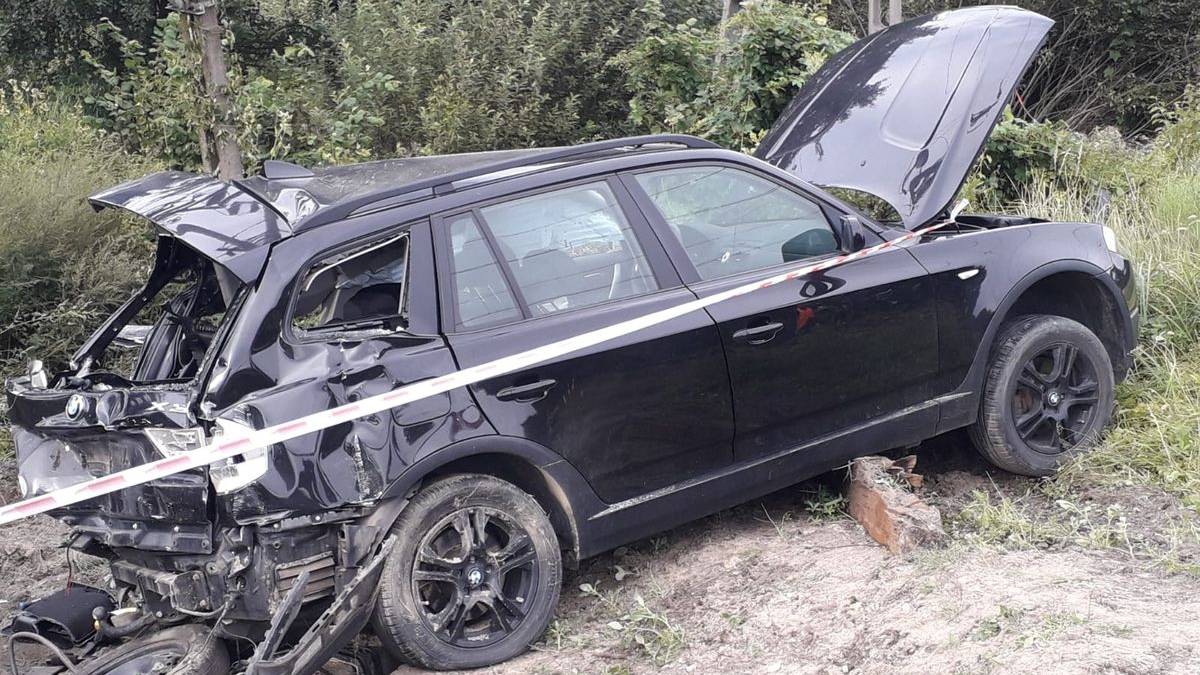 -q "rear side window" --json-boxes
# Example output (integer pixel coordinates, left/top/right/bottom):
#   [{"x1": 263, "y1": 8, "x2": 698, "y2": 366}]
[
  {"x1": 634, "y1": 166, "x2": 838, "y2": 281},
  {"x1": 447, "y1": 213, "x2": 523, "y2": 329},
  {"x1": 293, "y1": 234, "x2": 408, "y2": 334},
  {"x1": 476, "y1": 181, "x2": 658, "y2": 318}
]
